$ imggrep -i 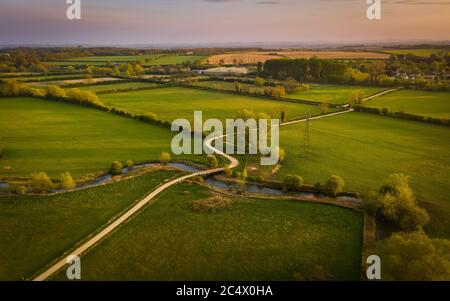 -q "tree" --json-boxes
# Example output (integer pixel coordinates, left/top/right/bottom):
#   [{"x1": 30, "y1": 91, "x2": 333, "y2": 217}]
[
  {"x1": 257, "y1": 62, "x2": 263, "y2": 73},
  {"x1": 282, "y1": 78, "x2": 299, "y2": 94},
  {"x1": 59, "y1": 171, "x2": 75, "y2": 191},
  {"x1": 109, "y1": 161, "x2": 123, "y2": 175},
  {"x1": 325, "y1": 175, "x2": 345, "y2": 196},
  {"x1": 320, "y1": 101, "x2": 329, "y2": 114},
  {"x1": 303, "y1": 111, "x2": 311, "y2": 155},
  {"x1": 134, "y1": 64, "x2": 145, "y2": 76},
  {"x1": 160, "y1": 152, "x2": 171, "y2": 165},
  {"x1": 378, "y1": 231, "x2": 450, "y2": 281},
  {"x1": 29, "y1": 172, "x2": 54, "y2": 193},
  {"x1": 276, "y1": 147, "x2": 286, "y2": 163},
  {"x1": 375, "y1": 173, "x2": 430, "y2": 231},
  {"x1": 367, "y1": 61, "x2": 386, "y2": 84},
  {"x1": 349, "y1": 91, "x2": 366, "y2": 105},
  {"x1": 283, "y1": 174, "x2": 304, "y2": 191},
  {"x1": 255, "y1": 76, "x2": 266, "y2": 87},
  {"x1": 274, "y1": 85, "x2": 286, "y2": 98},
  {"x1": 280, "y1": 111, "x2": 286, "y2": 123}
]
